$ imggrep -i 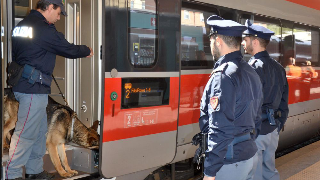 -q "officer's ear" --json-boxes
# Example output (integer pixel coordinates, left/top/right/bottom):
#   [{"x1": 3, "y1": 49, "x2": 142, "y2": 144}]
[
  {"x1": 252, "y1": 38, "x2": 259, "y2": 47},
  {"x1": 47, "y1": 4, "x2": 54, "y2": 12},
  {"x1": 215, "y1": 36, "x2": 222, "y2": 47}
]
